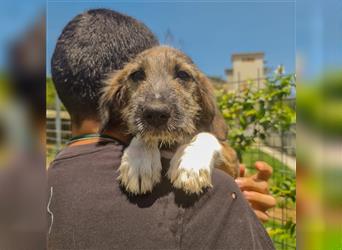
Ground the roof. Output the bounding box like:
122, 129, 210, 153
231, 52, 264, 60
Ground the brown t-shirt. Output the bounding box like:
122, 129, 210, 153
48, 140, 274, 250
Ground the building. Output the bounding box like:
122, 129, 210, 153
225, 52, 268, 90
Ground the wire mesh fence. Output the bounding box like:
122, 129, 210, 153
214, 75, 296, 249
47, 75, 296, 249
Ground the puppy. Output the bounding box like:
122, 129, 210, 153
99, 46, 239, 195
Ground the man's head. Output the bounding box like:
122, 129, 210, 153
51, 9, 158, 125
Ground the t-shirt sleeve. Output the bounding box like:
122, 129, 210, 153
180, 169, 275, 250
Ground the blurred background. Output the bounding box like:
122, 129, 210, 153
0, 0, 46, 249
297, 0, 342, 249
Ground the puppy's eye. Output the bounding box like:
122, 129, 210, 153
176, 70, 191, 81
130, 69, 145, 82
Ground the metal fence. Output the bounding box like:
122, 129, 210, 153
216, 76, 296, 249
47, 77, 296, 250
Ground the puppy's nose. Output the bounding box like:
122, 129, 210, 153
143, 107, 170, 127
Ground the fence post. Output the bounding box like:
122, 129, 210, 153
55, 95, 62, 151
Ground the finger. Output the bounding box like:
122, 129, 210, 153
253, 209, 269, 223
239, 164, 246, 177
243, 191, 276, 209
254, 161, 273, 181
235, 177, 269, 194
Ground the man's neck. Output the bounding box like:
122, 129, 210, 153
70, 119, 131, 146
71, 119, 100, 136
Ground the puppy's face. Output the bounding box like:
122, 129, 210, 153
100, 46, 216, 146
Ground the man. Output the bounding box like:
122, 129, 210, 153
49, 8, 275, 249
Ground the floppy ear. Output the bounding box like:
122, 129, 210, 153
98, 71, 129, 133
195, 72, 228, 141
211, 111, 228, 141
195, 72, 217, 128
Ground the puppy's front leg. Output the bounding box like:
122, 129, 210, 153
167, 133, 220, 194
118, 136, 162, 194
168, 132, 239, 194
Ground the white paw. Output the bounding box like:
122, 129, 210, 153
168, 133, 222, 194
118, 136, 162, 194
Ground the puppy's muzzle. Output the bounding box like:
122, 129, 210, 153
142, 105, 171, 128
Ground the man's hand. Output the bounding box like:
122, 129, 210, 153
235, 161, 276, 222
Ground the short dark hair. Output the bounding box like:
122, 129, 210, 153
51, 9, 158, 123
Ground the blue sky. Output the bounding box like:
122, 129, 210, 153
46, 1, 295, 78
296, 0, 342, 78
3, 1, 341, 79
0, 0, 44, 68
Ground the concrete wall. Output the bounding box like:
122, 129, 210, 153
226, 53, 265, 90
231, 54, 264, 82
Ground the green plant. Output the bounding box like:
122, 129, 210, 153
270, 176, 296, 247
297, 71, 342, 137
267, 219, 296, 248
217, 73, 296, 159
46, 77, 66, 110
216, 72, 296, 249
271, 175, 296, 203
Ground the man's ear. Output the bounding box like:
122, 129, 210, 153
98, 72, 128, 133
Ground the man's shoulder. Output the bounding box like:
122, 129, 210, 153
211, 168, 240, 194
49, 142, 123, 165
47, 141, 123, 183
182, 168, 242, 217
182, 168, 275, 250
205, 169, 252, 220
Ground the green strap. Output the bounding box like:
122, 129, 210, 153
67, 133, 120, 145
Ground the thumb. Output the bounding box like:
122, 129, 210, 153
255, 161, 273, 181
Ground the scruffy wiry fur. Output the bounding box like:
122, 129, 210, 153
99, 46, 239, 194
